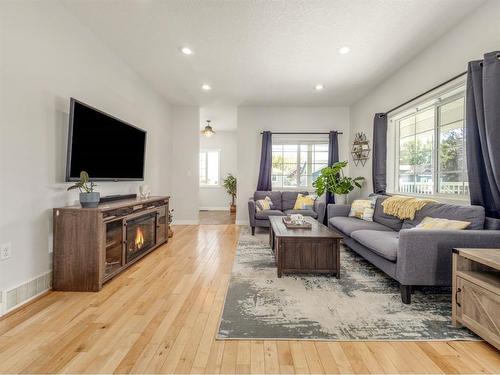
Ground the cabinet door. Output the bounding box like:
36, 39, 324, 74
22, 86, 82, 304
104, 219, 125, 277
156, 206, 168, 244
460, 277, 500, 349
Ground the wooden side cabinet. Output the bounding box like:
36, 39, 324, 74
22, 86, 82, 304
53, 196, 169, 292
452, 248, 500, 350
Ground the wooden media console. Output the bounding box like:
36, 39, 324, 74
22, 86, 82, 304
53, 196, 170, 292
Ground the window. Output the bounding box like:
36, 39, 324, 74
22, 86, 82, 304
393, 84, 468, 197
199, 150, 219, 186
272, 142, 328, 189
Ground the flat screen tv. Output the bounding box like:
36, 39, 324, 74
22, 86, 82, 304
66, 98, 146, 181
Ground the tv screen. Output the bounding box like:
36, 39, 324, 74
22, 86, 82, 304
66, 98, 146, 181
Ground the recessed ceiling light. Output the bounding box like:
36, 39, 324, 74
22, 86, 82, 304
180, 46, 193, 55
314, 84, 324, 91
338, 46, 350, 55
202, 84, 212, 91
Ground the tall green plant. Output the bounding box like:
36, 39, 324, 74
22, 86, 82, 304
222, 174, 237, 205
67, 171, 97, 193
313, 161, 364, 196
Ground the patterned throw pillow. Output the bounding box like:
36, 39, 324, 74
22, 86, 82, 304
255, 196, 273, 211
349, 198, 376, 222
415, 216, 470, 230
293, 194, 316, 210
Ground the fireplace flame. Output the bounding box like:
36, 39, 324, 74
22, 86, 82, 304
135, 227, 145, 249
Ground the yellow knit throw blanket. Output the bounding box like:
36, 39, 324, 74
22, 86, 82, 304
381, 195, 436, 220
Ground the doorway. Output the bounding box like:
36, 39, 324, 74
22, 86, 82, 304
198, 106, 237, 224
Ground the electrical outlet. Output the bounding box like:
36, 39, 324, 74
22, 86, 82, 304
0, 243, 12, 261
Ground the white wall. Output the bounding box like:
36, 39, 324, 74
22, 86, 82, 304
236, 107, 350, 224
170, 106, 200, 224
0, 2, 172, 293
199, 131, 237, 210
350, 0, 500, 198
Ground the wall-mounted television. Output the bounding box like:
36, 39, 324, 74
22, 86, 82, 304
66, 98, 147, 181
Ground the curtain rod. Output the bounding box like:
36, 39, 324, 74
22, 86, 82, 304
259, 131, 343, 135
383, 71, 467, 116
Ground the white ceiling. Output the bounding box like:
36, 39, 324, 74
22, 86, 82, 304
200, 105, 237, 131
62, 0, 484, 107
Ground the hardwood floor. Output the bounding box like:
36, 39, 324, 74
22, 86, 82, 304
0, 225, 499, 374
199, 210, 236, 225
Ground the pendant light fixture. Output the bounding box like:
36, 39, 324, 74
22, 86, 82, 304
201, 120, 216, 138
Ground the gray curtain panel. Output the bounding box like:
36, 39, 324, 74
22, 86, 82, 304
256, 131, 273, 191
466, 51, 500, 218
326, 131, 339, 206
372, 113, 388, 194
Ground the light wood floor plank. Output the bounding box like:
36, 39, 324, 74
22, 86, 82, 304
250, 341, 265, 374
0, 224, 497, 374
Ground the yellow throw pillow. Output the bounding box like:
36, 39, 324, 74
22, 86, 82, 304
293, 194, 316, 210
415, 216, 470, 230
349, 198, 375, 222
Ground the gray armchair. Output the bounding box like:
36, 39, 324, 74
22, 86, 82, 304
248, 191, 326, 235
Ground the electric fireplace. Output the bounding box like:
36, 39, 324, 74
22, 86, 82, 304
126, 213, 157, 262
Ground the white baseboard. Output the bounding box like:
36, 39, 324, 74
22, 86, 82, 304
172, 219, 200, 225
235, 219, 249, 225
199, 206, 230, 211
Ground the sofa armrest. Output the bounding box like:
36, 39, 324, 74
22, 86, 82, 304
314, 200, 326, 223
248, 198, 256, 227
327, 204, 351, 221
397, 229, 500, 286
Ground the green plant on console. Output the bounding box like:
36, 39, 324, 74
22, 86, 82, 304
67, 171, 97, 193
313, 161, 364, 195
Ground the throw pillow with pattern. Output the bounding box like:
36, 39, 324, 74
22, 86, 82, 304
293, 194, 316, 210
348, 198, 376, 222
255, 196, 273, 211
415, 216, 470, 230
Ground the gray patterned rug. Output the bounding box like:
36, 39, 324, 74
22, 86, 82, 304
217, 227, 477, 341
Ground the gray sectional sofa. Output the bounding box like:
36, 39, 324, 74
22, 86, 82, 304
248, 191, 326, 235
328, 196, 500, 303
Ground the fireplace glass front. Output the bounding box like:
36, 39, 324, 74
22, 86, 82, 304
126, 213, 156, 262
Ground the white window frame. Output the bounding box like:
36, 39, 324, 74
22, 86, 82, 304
199, 149, 220, 187
388, 81, 469, 202
271, 138, 329, 191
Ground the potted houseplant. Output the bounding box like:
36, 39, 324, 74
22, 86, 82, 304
67, 171, 100, 208
313, 161, 364, 205
222, 173, 237, 213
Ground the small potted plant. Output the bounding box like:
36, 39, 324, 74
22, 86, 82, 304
67, 171, 100, 208
222, 173, 237, 213
313, 161, 364, 205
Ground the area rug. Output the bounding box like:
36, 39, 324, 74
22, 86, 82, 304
217, 227, 477, 341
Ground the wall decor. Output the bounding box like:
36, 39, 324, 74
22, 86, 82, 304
351, 132, 371, 167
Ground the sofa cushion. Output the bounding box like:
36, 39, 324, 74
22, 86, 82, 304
284, 209, 318, 219
329, 216, 394, 236
282, 191, 308, 210
373, 196, 404, 231
402, 203, 485, 230
254, 191, 282, 211
350, 230, 399, 262
255, 209, 286, 220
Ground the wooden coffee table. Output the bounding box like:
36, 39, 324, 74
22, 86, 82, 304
268, 216, 343, 278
